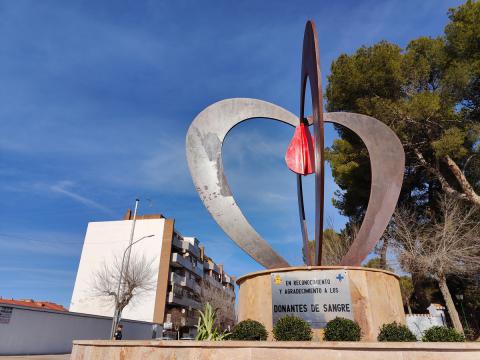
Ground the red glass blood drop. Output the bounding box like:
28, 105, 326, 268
285, 123, 315, 175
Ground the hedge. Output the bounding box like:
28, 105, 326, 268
273, 315, 312, 341
229, 319, 268, 341
324, 317, 361, 341
422, 326, 465, 342
377, 322, 416, 342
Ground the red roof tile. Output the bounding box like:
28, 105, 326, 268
0, 298, 68, 311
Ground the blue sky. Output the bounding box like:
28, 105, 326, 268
0, 0, 463, 307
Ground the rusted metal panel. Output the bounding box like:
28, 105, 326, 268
299, 20, 325, 266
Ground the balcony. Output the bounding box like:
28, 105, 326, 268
204, 274, 223, 289
190, 280, 202, 295
204, 260, 219, 274
164, 313, 198, 328
167, 291, 202, 310
170, 272, 186, 286
170, 272, 202, 294
172, 237, 200, 258
222, 273, 235, 286
171, 253, 204, 278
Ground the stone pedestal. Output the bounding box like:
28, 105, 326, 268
237, 266, 405, 341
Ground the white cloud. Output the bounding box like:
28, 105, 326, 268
49, 181, 114, 215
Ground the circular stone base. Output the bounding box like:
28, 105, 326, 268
236, 266, 405, 341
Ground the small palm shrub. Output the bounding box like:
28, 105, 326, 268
273, 315, 312, 341
195, 303, 229, 340
229, 319, 268, 340
422, 326, 465, 342
377, 322, 416, 342
324, 317, 361, 341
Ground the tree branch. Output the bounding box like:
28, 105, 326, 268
413, 149, 469, 202
442, 155, 480, 206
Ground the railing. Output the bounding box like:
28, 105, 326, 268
171, 253, 204, 278
204, 261, 219, 273
167, 292, 202, 310
187, 278, 202, 294
170, 272, 186, 287
169, 272, 202, 294
204, 275, 223, 289
171, 252, 190, 269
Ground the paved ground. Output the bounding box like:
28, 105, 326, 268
0, 355, 70, 360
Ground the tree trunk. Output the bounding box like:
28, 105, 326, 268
442, 155, 480, 206
437, 275, 464, 334
110, 307, 120, 339
379, 237, 388, 269
407, 303, 413, 315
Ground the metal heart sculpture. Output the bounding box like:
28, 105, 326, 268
185, 21, 404, 269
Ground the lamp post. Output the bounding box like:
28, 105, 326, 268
110, 233, 154, 338
455, 293, 469, 331
109, 198, 152, 338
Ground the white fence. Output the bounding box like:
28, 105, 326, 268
0, 305, 159, 355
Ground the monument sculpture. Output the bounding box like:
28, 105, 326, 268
186, 21, 406, 340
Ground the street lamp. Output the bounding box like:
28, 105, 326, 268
110, 233, 155, 338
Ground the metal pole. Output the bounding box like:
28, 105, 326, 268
460, 300, 469, 331
110, 199, 140, 339
123, 199, 140, 282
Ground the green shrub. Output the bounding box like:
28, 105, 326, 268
422, 326, 465, 342
377, 322, 416, 342
324, 317, 361, 341
273, 315, 312, 341
463, 328, 477, 342
229, 319, 268, 341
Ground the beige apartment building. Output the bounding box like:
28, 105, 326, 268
70, 211, 235, 338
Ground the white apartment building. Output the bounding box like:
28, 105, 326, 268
70, 211, 235, 338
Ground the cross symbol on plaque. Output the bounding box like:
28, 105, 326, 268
336, 273, 345, 282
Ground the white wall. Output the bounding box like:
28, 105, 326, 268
406, 314, 446, 340
0, 305, 156, 355
70, 218, 165, 322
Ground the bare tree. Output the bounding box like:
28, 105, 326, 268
92, 252, 156, 334
168, 307, 185, 340
391, 196, 480, 333
302, 220, 356, 266
200, 278, 235, 331
323, 220, 357, 265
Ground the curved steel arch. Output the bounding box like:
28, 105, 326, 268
323, 112, 404, 266
186, 98, 296, 269
186, 98, 404, 269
